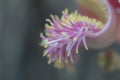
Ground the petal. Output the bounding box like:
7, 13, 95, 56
117, 14, 120, 43
81, 1, 118, 49
108, 0, 120, 8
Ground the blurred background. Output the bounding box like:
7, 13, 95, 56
1, 0, 120, 80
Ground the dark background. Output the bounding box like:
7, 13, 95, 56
1, 0, 120, 80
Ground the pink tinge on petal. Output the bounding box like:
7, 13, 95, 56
108, 0, 120, 44
86, 1, 118, 49
108, 0, 120, 8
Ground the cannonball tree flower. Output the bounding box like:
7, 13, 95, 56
40, 0, 120, 68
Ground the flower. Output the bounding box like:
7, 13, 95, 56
40, 0, 120, 68
77, 0, 120, 48
40, 9, 104, 68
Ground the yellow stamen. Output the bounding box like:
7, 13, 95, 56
76, 49, 78, 54
85, 46, 88, 50
73, 37, 77, 41
45, 24, 54, 30
43, 50, 48, 56
44, 44, 48, 48
48, 59, 52, 64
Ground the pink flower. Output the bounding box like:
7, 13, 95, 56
77, 0, 120, 48
40, 0, 120, 68
40, 9, 104, 68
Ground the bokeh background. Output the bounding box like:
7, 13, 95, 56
1, 0, 120, 80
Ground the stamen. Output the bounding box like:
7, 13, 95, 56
40, 9, 104, 68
